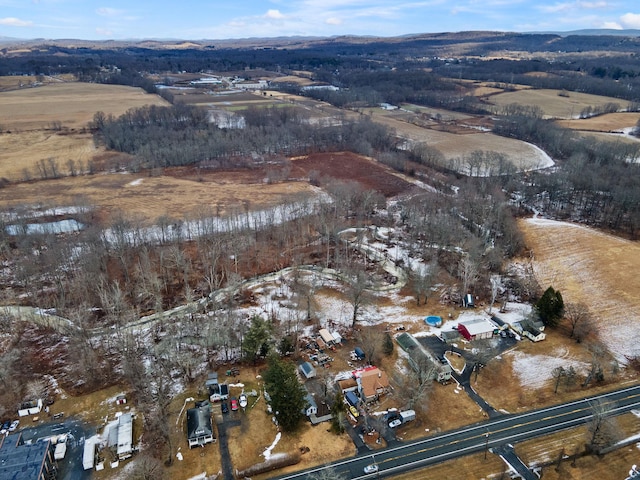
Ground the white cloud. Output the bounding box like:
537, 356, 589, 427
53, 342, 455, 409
0, 17, 33, 27
96, 7, 123, 17
95, 27, 113, 36
600, 21, 622, 29
264, 9, 285, 20
620, 12, 640, 28
325, 17, 343, 25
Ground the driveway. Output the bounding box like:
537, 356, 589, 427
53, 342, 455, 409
18, 417, 94, 480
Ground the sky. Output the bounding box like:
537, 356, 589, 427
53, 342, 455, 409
1, 0, 640, 40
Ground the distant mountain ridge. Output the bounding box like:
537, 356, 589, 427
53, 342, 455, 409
1, 29, 639, 51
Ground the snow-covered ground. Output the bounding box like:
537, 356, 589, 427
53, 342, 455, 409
507, 349, 590, 389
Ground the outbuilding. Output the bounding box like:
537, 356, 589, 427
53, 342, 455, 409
318, 328, 336, 346
457, 318, 495, 341
299, 361, 317, 379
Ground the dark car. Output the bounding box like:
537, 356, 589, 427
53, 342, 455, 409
230, 397, 239, 411
221, 401, 229, 414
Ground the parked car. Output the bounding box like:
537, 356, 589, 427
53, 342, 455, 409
8, 420, 19, 432
230, 397, 239, 411
364, 464, 379, 474
221, 402, 229, 414
239, 394, 248, 409
0, 421, 9, 434
388, 419, 402, 428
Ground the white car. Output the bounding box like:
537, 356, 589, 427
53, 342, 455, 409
388, 419, 402, 428
364, 464, 379, 474
239, 394, 248, 409
8, 420, 19, 432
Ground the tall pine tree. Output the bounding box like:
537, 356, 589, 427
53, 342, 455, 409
263, 355, 308, 432
536, 286, 564, 327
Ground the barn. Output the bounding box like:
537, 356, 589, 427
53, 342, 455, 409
457, 318, 496, 341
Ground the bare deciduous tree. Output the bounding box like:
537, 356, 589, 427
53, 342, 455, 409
587, 399, 620, 454
564, 302, 593, 342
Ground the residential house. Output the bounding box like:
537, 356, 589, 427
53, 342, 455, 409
395, 332, 452, 383
109, 412, 134, 460
302, 392, 318, 417
358, 368, 391, 403
186, 405, 215, 448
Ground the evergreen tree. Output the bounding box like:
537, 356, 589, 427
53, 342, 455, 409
535, 286, 564, 327
263, 355, 307, 432
242, 316, 272, 364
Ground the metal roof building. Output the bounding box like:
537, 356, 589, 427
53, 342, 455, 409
0, 434, 56, 480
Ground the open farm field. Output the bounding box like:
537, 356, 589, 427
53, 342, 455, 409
556, 112, 640, 132
400, 104, 476, 121
367, 110, 553, 172
576, 131, 640, 145
0, 169, 320, 226
175, 90, 281, 109
0, 151, 409, 225
0, 131, 100, 181
0, 82, 169, 130
518, 217, 640, 362
270, 75, 314, 86
487, 88, 629, 119
0, 74, 75, 91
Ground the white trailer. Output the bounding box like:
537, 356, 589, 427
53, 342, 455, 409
399, 410, 416, 423
83, 438, 95, 470
54, 441, 67, 460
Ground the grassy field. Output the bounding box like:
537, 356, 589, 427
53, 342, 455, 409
488, 88, 629, 119
0, 82, 169, 130
365, 108, 553, 172
0, 169, 319, 226
518, 217, 640, 363
0, 131, 99, 181
556, 112, 640, 131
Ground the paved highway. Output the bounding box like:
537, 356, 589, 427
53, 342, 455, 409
275, 383, 640, 479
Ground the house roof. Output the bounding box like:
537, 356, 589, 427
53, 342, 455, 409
187, 406, 213, 440
0, 435, 52, 480
304, 392, 317, 410
359, 368, 390, 399
441, 330, 461, 340
299, 362, 316, 377
338, 378, 358, 391
459, 318, 495, 336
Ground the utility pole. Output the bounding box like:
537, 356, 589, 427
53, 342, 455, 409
484, 429, 490, 460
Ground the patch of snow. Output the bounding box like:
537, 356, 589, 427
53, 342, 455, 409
229, 383, 244, 388
507, 350, 590, 389
262, 431, 282, 460
126, 179, 144, 187
176, 452, 183, 461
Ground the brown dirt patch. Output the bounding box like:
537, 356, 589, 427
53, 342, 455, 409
290, 151, 415, 197
0, 82, 169, 130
